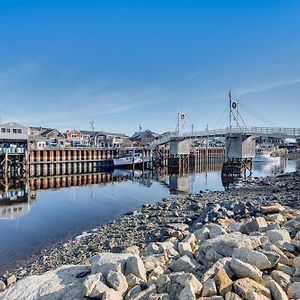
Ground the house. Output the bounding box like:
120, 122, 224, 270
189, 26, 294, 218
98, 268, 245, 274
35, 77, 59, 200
99, 132, 130, 148
29, 126, 47, 136
40, 128, 66, 147
28, 135, 47, 150
66, 129, 82, 146
0, 122, 29, 149
131, 130, 158, 146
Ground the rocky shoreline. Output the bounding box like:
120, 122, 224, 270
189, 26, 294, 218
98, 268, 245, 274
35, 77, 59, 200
0, 171, 299, 299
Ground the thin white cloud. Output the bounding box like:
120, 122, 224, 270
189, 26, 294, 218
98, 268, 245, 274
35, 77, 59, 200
235, 77, 300, 96
0, 61, 41, 84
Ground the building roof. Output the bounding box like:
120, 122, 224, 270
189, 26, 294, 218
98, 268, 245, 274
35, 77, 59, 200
131, 130, 157, 140
0, 122, 28, 130
102, 132, 129, 138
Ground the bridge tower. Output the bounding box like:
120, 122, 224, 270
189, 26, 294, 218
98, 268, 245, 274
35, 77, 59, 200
222, 91, 256, 180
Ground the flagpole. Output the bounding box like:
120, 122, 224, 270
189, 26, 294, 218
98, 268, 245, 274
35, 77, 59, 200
229, 90, 232, 132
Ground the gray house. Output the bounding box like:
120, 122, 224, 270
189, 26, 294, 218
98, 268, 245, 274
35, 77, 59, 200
0, 122, 29, 149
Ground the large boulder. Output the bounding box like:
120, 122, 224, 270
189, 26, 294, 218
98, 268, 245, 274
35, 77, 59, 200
232, 248, 272, 270
233, 278, 271, 300
200, 232, 263, 257
230, 258, 262, 282
0, 265, 90, 300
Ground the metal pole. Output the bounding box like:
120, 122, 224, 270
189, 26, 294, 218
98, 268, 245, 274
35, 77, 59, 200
229, 90, 232, 132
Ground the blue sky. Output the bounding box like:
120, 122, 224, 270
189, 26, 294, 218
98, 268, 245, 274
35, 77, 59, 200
0, 0, 299, 134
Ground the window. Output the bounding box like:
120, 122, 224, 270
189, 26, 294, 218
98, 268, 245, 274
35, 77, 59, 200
6, 129, 11, 133
1, 128, 5, 133
13, 129, 17, 133
17, 129, 22, 133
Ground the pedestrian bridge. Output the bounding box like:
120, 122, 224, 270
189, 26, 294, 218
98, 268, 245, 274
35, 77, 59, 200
153, 126, 300, 146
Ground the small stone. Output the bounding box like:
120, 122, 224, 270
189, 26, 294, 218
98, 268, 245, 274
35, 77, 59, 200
126, 274, 144, 289
6, 275, 16, 286
287, 282, 300, 299
293, 255, 300, 268
261, 203, 285, 214
179, 283, 196, 300
125, 285, 142, 300
225, 292, 242, 300
0, 280, 6, 292
201, 278, 217, 297
215, 267, 233, 296
130, 284, 157, 300
148, 294, 171, 300
240, 217, 268, 234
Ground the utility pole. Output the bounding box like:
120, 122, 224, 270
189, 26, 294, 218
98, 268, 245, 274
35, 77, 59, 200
228, 90, 232, 132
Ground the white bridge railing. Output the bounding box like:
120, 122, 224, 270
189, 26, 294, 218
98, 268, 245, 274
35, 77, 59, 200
153, 126, 300, 146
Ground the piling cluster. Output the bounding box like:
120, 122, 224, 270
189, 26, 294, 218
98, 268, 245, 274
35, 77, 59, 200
0, 172, 299, 300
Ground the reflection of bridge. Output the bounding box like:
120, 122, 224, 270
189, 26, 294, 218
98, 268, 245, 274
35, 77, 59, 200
154, 126, 300, 145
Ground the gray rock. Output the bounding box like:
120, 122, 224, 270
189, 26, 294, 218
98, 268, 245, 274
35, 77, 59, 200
144, 254, 168, 272
125, 285, 142, 300
169, 255, 199, 274
84, 273, 121, 299
179, 283, 196, 300
233, 278, 271, 300
232, 247, 272, 270
126, 274, 144, 289
202, 278, 217, 297
0, 265, 90, 300
91, 252, 133, 275
148, 294, 171, 300
265, 279, 288, 300
175, 273, 203, 295
156, 274, 171, 294
6, 275, 16, 287
225, 292, 242, 300
130, 284, 157, 300
271, 270, 291, 292
125, 255, 147, 281
265, 229, 291, 247
240, 217, 268, 234
207, 223, 226, 238
178, 241, 193, 257
200, 232, 263, 257
230, 258, 262, 282
0, 281, 6, 292
287, 282, 300, 299
106, 271, 128, 295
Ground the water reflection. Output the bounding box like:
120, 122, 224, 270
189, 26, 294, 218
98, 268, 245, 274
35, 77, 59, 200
0, 179, 36, 220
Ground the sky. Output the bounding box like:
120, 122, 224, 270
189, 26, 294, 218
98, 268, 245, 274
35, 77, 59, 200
0, 0, 299, 134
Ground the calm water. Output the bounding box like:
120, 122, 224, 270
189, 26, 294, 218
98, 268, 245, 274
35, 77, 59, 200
0, 157, 299, 274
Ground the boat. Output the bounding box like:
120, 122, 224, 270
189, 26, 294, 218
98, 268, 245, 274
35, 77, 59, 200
113, 153, 153, 167
253, 149, 280, 162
